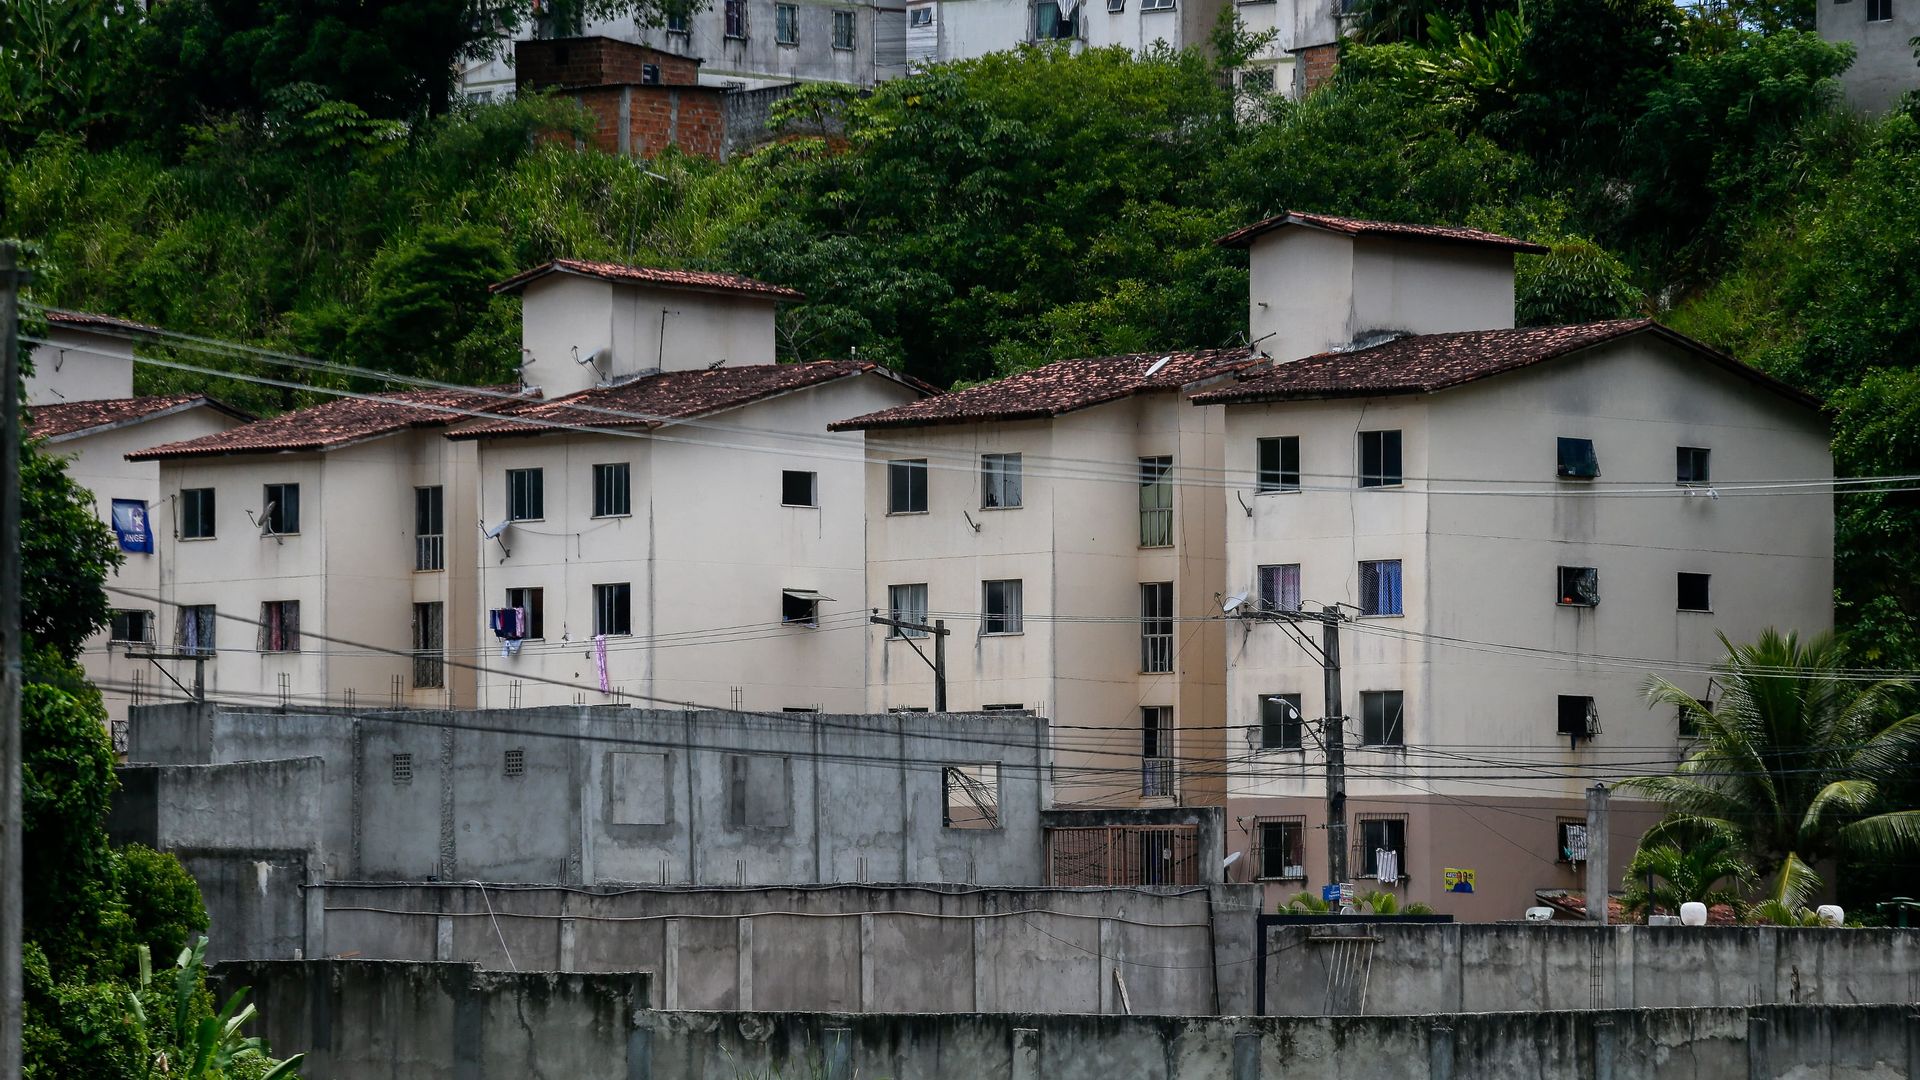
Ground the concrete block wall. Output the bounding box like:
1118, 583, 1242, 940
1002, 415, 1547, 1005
517, 36, 702, 89
1262, 922, 1920, 1016
216, 959, 1920, 1080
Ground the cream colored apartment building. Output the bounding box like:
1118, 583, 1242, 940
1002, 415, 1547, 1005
832, 351, 1259, 809
25, 312, 249, 726
447, 260, 929, 712
1190, 213, 1833, 917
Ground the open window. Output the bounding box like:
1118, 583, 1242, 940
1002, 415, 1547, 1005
1557, 694, 1598, 744
1360, 690, 1403, 746
1355, 816, 1407, 881
943, 764, 1000, 829
110, 609, 154, 645
257, 601, 300, 652
1260, 693, 1302, 750
982, 579, 1023, 634
1557, 566, 1599, 607
782, 469, 817, 507
1678, 572, 1711, 612
262, 483, 300, 534
781, 588, 829, 626
1255, 816, 1306, 880
1676, 446, 1710, 486
505, 587, 545, 639
1557, 819, 1589, 863
1556, 438, 1599, 479
593, 583, 632, 636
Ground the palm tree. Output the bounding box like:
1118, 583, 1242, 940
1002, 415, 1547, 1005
1621, 629, 1920, 906
1620, 822, 1757, 916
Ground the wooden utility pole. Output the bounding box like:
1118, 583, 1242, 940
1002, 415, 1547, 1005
868, 612, 949, 711
2, 241, 34, 1080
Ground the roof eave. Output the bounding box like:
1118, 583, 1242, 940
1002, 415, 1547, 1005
490, 262, 804, 301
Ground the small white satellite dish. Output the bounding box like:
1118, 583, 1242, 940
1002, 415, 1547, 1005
1222, 591, 1249, 613
483, 520, 512, 540
1144, 355, 1172, 378
254, 501, 278, 535
1223, 851, 1243, 869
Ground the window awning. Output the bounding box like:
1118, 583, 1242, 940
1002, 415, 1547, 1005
782, 589, 835, 603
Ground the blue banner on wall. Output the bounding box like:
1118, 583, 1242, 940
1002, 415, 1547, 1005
111, 499, 153, 554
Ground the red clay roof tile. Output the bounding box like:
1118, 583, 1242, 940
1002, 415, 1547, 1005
830, 348, 1265, 431
43, 309, 166, 336
1215, 211, 1549, 253
127, 386, 530, 460
28, 395, 249, 442
491, 259, 805, 300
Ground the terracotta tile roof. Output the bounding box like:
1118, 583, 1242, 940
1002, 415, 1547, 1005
829, 348, 1265, 431
1188, 321, 1821, 408
448, 361, 922, 439
42, 308, 166, 336
27, 394, 250, 443
127, 386, 530, 461
1215, 211, 1549, 254
491, 258, 805, 300
1535, 890, 1740, 925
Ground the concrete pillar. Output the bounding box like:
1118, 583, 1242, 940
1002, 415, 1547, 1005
1746, 1013, 1770, 1080
627, 1024, 653, 1080
1593, 1019, 1616, 1080
1011, 1028, 1040, 1080
1613, 927, 1635, 1010
663, 918, 682, 1010
618, 87, 633, 156
558, 917, 577, 973
1098, 919, 1117, 1014
436, 916, 455, 962
972, 918, 989, 1011
1585, 785, 1609, 925
737, 917, 754, 1011
824, 1027, 851, 1080
859, 914, 876, 1011
1233, 1032, 1261, 1080
1905, 1010, 1920, 1080
303, 871, 326, 960
1428, 1024, 1454, 1080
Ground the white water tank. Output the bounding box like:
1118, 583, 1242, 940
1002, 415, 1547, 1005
1817, 904, 1845, 926
1680, 902, 1708, 926
1524, 906, 1554, 922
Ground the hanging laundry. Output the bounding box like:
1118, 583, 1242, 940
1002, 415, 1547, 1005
501, 637, 523, 659
1375, 848, 1399, 885
594, 634, 610, 693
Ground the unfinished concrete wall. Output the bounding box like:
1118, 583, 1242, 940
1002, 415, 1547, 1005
1263, 921, 1920, 1016
126, 704, 1052, 887
216, 959, 1920, 1079
311, 882, 1258, 1015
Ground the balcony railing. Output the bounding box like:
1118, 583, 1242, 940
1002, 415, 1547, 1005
1141, 757, 1174, 799
1141, 633, 1173, 673
1139, 508, 1172, 548
415, 534, 444, 572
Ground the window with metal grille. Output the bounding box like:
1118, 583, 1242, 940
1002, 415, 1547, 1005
1557, 819, 1589, 863
257, 601, 300, 652
179, 488, 216, 539
1258, 564, 1300, 613
412, 602, 444, 688
504, 748, 526, 778
1557, 437, 1599, 479
1257, 436, 1300, 493
666, 10, 689, 32
1358, 560, 1402, 616
1356, 816, 1407, 879
1140, 582, 1173, 673
725, 0, 748, 36
1255, 816, 1307, 879
110, 609, 153, 644
1678, 572, 1711, 612
1558, 695, 1597, 740
888, 583, 928, 637
507, 468, 543, 520
506, 587, 545, 638
1261, 694, 1302, 750
887, 459, 927, 514
391, 753, 413, 784
593, 463, 631, 517
776, 2, 798, 41
982, 579, 1023, 634
263, 483, 300, 534
782, 470, 817, 507
593, 583, 632, 636
414, 486, 444, 571
1676, 446, 1711, 485
981, 453, 1022, 509
1139, 456, 1173, 547
832, 9, 855, 47
1359, 430, 1401, 487
1360, 690, 1403, 746
942, 764, 1000, 828
176, 605, 216, 655
1868, 0, 1891, 20
981, 703, 1026, 711
1141, 706, 1174, 796
1558, 566, 1599, 607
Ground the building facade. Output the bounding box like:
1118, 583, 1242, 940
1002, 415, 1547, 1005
1191, 214, 1833, 917
832, 351, 1256, 809
1818, 0, 1919, 113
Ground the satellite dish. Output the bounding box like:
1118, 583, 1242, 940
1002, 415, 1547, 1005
254, 501, 278, 535
483, 520, 512, 540
1223, 851, 1244, 869
1222, 591, 1250, 613
1144, 355, 1172, 378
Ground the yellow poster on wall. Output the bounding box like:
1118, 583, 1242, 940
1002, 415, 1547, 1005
1443, 867, 1476, 894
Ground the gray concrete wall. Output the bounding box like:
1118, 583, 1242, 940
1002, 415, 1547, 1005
1819, 0, 1920, 113
216, 959, 1920, 1079
108, 758, 328, 963
1263, 921, 1920, 1016
128, 704, 1053, 888
311, 882, 1259, 1015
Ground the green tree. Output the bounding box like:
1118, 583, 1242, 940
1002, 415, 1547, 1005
20, 438, 122, 659
1621, 822, 1758, 915
1621, 630, 1920, 904
1515, 236, 1641, 325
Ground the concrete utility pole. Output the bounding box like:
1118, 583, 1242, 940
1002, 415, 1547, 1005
868, 612, 948, 711
1322, 612, 1348, 887
1586, 783, 1610, 926
2, 241, 33, 1080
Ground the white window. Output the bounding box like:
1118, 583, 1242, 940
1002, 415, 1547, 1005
776, 3, 799, 43
1868, 0, 1891, 20
1141, 706, 1174, 797
593, 463, 631, 517
1107, 0, 1124, 11
725, 0, 748, 36
1139, 456, 1173, 547
833, 8, 856, 47
666, 10, 690, 33
1140, 582, 1173, 673
1256, 817, 1306, 879
1142, 0, 1174, 11
110, 610, 154, 644
909, 5, 934, 25
982, 579, 1023, 635
415, 486, 444, 571
1676, 446, 1710, 485
888, 459, 928, 513
888, 583, 928, 636
594, 583, 632, 636
981, 452, 1022, 509
1257, 436, 1299, 493
507, 468, 543, 520
1261, 694, 1302, 750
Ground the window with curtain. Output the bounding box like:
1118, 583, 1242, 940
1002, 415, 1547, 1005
1258, 564, 1301, 613
1358, 559, 1402, 616
177, 605, 216, 655
981, 453, 1023, 509
888, 583, 928, 636
1139, 456, 1173, 547
257, 601, 300, 652
1140, 582, 1173, 673
982, 579, 1024, 634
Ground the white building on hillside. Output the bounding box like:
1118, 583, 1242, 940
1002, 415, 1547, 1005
25, 311, 250, 727
445, 260, 931, 712
1190, 212, 1833, 917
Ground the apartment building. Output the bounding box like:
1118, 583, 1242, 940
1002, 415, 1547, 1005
1818, 0, 1918, 112
125, 387, 512, 711
24, 311, 250, 726
905, 0, 1225, 64
446, 259, 930, 712
831, 350, 1261, 809
1190, 212, 1833, 916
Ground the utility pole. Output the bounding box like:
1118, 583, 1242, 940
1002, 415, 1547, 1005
868, 612, 949, 711
1322, 611, 1348, 889
2, 240, 34, 1080
1585, 783, 1610, 926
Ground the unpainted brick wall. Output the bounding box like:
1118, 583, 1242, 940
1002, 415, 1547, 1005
516, 37, 700, 90
1297, 43, 1340, 94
